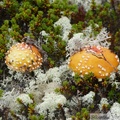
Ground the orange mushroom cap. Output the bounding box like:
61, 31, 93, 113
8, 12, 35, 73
5, 42, 43, 72
68, 46, 119, 78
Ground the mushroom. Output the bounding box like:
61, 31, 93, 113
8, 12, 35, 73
5, 42, 43, 72
68, 46, 119, 78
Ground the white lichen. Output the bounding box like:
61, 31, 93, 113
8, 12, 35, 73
46, 67, 61, 83
49, 0, 56, 4
109, 72, 116, 81
99, 98, 109, 111
109, 72, 120, 89
34, 69, 48, 84
6, 37, 17, 49
107, 102, 120, 120
66, 26, 111, 56
35, 92, 67, 118
76, 0, 102, 11
0, 88, 19, 111
16, 93, 33, 106
23, 65, 69, 104
0, 1, 4, 5
34, 64, 69, 84
82, 91, 95, 105
66, 33, 84, 56
24, 81, 61, 104
66, 118, 72, 120
54, 16, 72, 41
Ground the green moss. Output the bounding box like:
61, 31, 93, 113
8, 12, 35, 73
72, 108, 90, 120
0, 0, 77, 70
12, 94, 45, 120
0, 89, 3, 98
108, 84, 120, 103
29, 115, 44, 120
71, 0, 120, 54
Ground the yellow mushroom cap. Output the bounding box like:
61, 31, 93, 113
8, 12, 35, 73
5, 42, 43, 72
68, 46, 119, 78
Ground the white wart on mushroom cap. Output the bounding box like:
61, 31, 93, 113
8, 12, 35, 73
68, 46, 119, 78
5, 42, 43, 72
